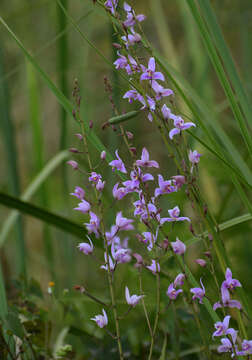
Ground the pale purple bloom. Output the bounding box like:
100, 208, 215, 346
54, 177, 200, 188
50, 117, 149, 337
166, 283, 183, 300
212, 316, 231, 337
169, 115, 196, 140
89, 172, 102, 184
78, 237, 94, 255
162, 104, 172, 119
133, 197, 147, 218
171, 238, 186, 255
109, 150, 127, 173
96, 179, 105, 191
91, 309, 108, 328
237, 340, 252, 355
70, 186, 85, 200
127, 55, 141, 74
142, 230, 158, 251
146, 260, 160, 274
101, 150, 106, 160
189, 150, 202, 164
125, 286, 144, 307
190, 278, 205, 304
133, 253, 143, 268
123, 2, 146, 28
112, 247, 131, 263
174, 273, 185, 287
213, 287, 242, 311
160, 206, 190, 225
195, 259, 207, 267
154, 174, 177, 197
104, 0, 118, 15
121, 28, 141, 48
85, 212, 100, 238
123, 89, 142, 104
74, 199, 91, 214
113, 183, 129, 200
135, 148, 159, 168
101, 253, 116, 272
74, 133, 83, 140
105, 225, 118, 244
217, 330, 237, 355
116, 212, 134, 231
152, 80, 173, 100
126, 131, 134, 139
67, 160, 78, 170
222, 268, 242, 292
113, 52, 128, 70
172, 175, 186, 189
140, 57, 165, 82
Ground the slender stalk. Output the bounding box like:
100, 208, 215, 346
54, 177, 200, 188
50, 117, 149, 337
148, 273, 160, 360
139, 270, 153, 337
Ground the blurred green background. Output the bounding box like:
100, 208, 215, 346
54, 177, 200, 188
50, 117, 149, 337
0, 0, 252, 358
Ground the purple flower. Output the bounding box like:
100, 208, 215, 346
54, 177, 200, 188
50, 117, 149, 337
70, 186, 85, 200
135, 148, 159, 168
133, 196, 147, 218
74, 133, 83, 140
89, 172, 102, 184
146, 260, 160, 274
162, 104, 172, 119
174, 273, 185, 287
113, 248, 131, 263
78, 237, 94, 255
101, 253, 116, 271
115, 212, 134, 231
67, 160, 78, 170
91, 309, 108, 328
123, 2, 146, 28
171, 238, 186, 255
121, 28, 141, 48
84, 212, 100, 238
113, 183, 129, 200
213, 287, 242, 311
151, 80, 173, 100
105, 225, 118, 244
190, 278, 205, 304
123, 89, 142, 104
126, 55, 141, 74
142, 230, 158, 251
125, 286, 144, 307
171, 175, 185, 189
74, 199, 91, 214
113, 52, 128, 70
169, 115, 196, 140
160, 206, 191, 225
212, 316, 231, 337
195, 259, 207, 267
217, 330, 237, 355
237, 340, 252, 355
154, 174, 177, 197
140, 57, 165, 82
104, 0, 118, 15
109, 150, 127, 173
96, 179, 105, 191
222, 268, 242, 292
189, 150, 202, 164
166, 283, 183, 300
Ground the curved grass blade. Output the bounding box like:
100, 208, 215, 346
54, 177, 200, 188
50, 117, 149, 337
109, 110, 140, 125
0, 150, 69, 247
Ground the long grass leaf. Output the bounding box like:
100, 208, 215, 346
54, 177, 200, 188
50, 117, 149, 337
0, 262, 8, 318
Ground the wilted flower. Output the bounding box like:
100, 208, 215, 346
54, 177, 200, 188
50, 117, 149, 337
104, 0, 118, 15
70, 186, 85, 200
123, 2, 146, 28
217, 330, 237, 355
174, 273, 185, 287
166, 283, 183, 300
78, 237, 94, 255
91, 309, 108, 328
115, 212, 134, 231
189, 150, 202, 164
101, 253, 116, 272
190, 278, 205, 304
195, 258, 207, 267
67, 160, 78, 170
74, 199, 91, 214
84, 212, 100, 238
109, 150, 127, 173
171, 237, 186, 255
113, 183, 129, 200
146, 260, 160, 274
161, 104, 172, 119
125, 286, 144, 307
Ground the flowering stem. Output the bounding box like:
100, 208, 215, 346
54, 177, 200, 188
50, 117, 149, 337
148, 273, 160, 360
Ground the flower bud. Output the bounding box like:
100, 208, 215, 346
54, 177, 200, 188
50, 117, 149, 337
67, 160, 78, 170
100, 150, 106, 160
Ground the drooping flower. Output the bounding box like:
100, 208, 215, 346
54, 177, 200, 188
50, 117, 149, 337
166, 283, 183, 300
115, 212, 134, 231
190, 278, 205, 304
113, 51, 128, 70
104, 0, 118, 15
146, 260, 160, 274
189, 150, 202, 164
84, 212, 100, 238
160, 206, 190, 225
74, 199, 91, 214
70, 186, 85, 200
67, 160, 78, 170
123, 89, 143, 104
140, 57, 165, 83
78, 237, 94, 255
217, 330, 237, 355
171, 175, 186, 189
195, 258, 207, 267
151, 80, 173, 100
91, 309, 108, 328
174, 273, 185, 287
135, 148, 159, 168
109, 150, 127, 173
169, 115, 196, 140
213, 287, 242, 311
171, 238, 186, 255
113, 183, 129, 200
161, 104, 172, 119
111, 243, 131, 263
125, 286, 144, 307
154, 174, 177, 197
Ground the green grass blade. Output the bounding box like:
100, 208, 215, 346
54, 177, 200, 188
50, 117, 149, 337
0, 45, 26, 278
0, 192, 87, 241
197, 0, 252, 130
0, 262, 8, 318
186, 0, 252, 158
0, 150, 69, 248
